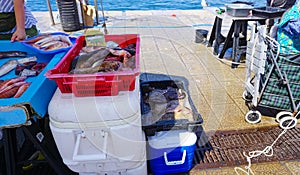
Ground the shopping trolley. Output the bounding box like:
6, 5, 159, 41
243, 25, 300, 129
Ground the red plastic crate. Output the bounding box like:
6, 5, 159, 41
45, 34, 140, 97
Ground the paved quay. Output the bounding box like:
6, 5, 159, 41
33, 9, 300, 175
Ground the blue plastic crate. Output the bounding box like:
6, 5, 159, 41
148, 130, 197, 175
21, 32, 76, 55
0, 40, 69, 128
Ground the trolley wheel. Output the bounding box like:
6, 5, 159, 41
245, 110, 261, 124
242, 91, 253, 102
279, 116, 297, 130
275, 111, 293, 123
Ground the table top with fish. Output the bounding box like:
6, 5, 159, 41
0, 40, 67, 128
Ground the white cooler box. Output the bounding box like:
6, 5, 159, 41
48, 80, 147, 174
147, 130, 197, 175
79, 160, 148, 175
49, 77, 141, 124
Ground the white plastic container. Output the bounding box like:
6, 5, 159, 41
79, 158, 148, 175
226, 3, 253, 17
48, 77, 140, 123
147, 130, 197, 175
48, 79, 146, 174
50, 120, 146, 173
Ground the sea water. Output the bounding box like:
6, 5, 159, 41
26, 0, 266, 12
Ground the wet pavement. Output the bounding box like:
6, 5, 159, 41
32, 8, 300, 175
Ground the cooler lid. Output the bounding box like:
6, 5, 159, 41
148, 130, 197, 149
48, 79, 140, 123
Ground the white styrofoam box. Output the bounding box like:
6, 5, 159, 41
79, 159, 147, 175
126, 160, 147, 175
48, 77, 140, 123
148, 130, 197, 175
50, 116, 146, 173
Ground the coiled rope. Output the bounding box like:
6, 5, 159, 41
234, 122, 293, 175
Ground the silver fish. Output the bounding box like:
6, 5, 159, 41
35, 35, 62, 45
0, 56, 37, 77
77, 48, 110, 69
36, 35, 72, 47
17, 56, 37, 64
0, 60, 18, 77
0, 51, 27, 59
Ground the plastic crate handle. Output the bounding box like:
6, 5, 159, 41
164, 150, 186, 166
73, 130, 108, 162
63, 80, 121, 85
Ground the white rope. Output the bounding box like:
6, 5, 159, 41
234, 29, 287, 175
234, 125, 290, 175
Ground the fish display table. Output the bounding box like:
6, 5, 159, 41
0, 40, 75, 175
0, 41, 62, 127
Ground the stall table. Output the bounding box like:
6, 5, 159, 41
0, 40, 76, 175
206, 7, 266, 68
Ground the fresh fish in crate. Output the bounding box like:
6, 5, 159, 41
164, 87, 186, 100
0, 76, 27, 91
0, 56, 37, 77
0, 85, 20, 98
31, 62, 47, 74
81, 46, 106, 53
0, 60, 18, 77
20, 69, 38, 77
24, 33, 51, 44
143, 86, 193, 123
25, 34, 73, 51
0, 51, 27, 59
106, 41, 119, 49
75, 48, 110, 69
43, 41, 70, 51
0, 76, 29, 98
13, 82, 30, 98
148, 89, 168, 103
123, 44, 136, 56
0, 80, 27, 98
69, 66, 100, 74
69, 61, 122, 74
17, 56, 37, 64
35, 35, 72, 46
109, 49, 131, 61
98, 61, 122, 72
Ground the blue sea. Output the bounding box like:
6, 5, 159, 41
26, 0, 266, 11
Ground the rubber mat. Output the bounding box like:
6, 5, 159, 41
193, 125, 300, 169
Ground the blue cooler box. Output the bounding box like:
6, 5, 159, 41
148, 130, 197, 175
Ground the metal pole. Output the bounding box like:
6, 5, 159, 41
46, 0, 55, 25
94, 0, 99, 25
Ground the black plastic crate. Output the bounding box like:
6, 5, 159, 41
140, 79, 203, 136
252, 6, 286, 18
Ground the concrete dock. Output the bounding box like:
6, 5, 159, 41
33, 8, 300, 175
